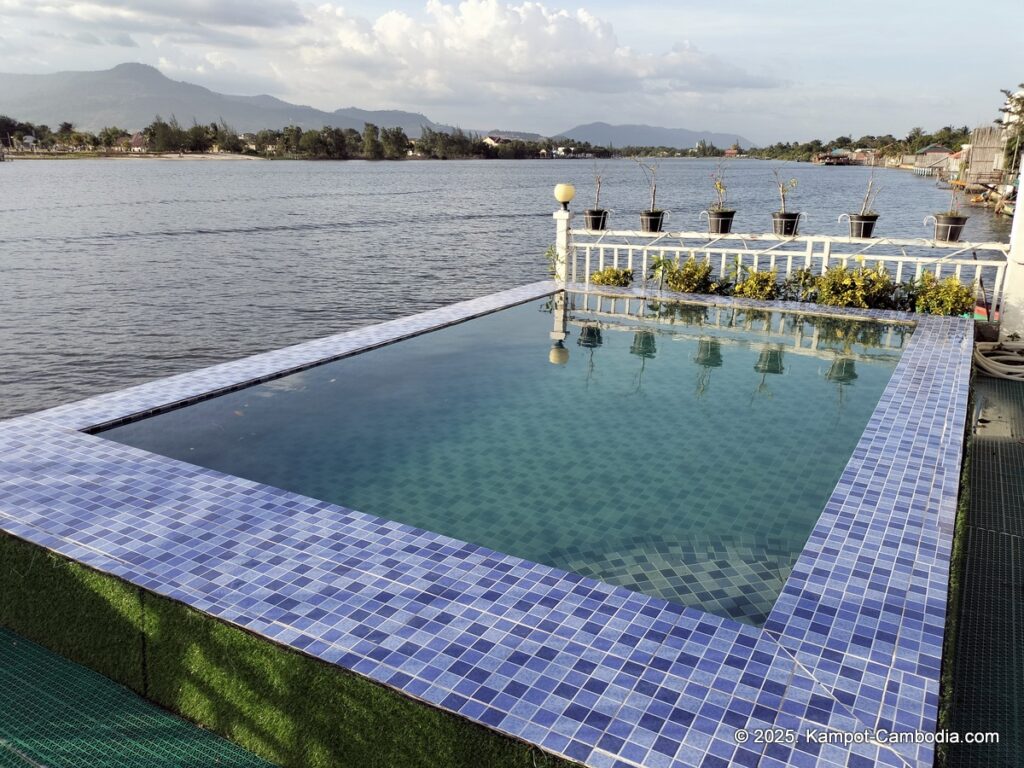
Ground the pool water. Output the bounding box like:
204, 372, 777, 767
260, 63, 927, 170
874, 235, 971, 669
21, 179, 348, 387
101, 293, 909, 625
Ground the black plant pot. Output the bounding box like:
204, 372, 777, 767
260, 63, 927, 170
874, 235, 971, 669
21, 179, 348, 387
848, 213, 878, 238
640, 210, 665, 233
934, 214, 968, 242
584, 209, 608, 230
708, 210, 736, 235
771, 212, 801, 236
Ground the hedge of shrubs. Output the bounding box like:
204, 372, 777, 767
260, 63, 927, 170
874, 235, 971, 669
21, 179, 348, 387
588, 258, 976, 316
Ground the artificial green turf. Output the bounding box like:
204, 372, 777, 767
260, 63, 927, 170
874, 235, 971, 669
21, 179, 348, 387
0, 533, 145, 692
0, 532, 580, 768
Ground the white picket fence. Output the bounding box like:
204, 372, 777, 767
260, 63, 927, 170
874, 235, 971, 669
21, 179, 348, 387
566, 228, 1011, 311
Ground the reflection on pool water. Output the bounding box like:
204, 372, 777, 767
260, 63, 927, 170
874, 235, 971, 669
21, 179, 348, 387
101, 293, 911, 625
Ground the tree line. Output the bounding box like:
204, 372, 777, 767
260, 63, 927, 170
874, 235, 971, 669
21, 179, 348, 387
748, 126, 973, 162
6, 108, 1016, 165
0, 113, 730, 160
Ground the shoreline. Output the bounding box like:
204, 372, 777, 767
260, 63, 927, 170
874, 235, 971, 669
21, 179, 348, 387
4, 152, 266, 161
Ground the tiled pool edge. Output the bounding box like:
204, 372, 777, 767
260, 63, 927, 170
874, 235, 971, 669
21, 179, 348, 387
0, 528, 581, 768
28, 281, 562, 433
0, 283, 971, 768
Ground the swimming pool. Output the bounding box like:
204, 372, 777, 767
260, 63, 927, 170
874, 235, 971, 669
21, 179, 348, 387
2, 280, 972, 768
100, 291, 910, 626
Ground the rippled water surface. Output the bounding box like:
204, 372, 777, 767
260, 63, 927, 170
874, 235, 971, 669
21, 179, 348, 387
0, 158, 1009, 418
103, 297, 906, 624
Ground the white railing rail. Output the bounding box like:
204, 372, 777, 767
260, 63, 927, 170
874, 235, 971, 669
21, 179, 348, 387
566, 228, 1010, 310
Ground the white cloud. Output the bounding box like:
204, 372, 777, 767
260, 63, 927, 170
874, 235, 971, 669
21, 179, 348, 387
61, 0, 306, 28
205, 0, 775, 133
282, 1, 773, 102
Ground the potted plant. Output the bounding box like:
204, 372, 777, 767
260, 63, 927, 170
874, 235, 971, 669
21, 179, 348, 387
847, 171, 880, 238
932, 186, 969, 242
635, 158, 665, 232
770, 169, 801, 236
584, 165, 608, 230
707, 163, 736, 234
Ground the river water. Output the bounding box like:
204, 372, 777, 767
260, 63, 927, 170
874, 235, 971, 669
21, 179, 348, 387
0, 157, 1010, 418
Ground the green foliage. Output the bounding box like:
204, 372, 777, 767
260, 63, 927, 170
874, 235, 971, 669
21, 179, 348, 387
999, 84, 1024, 173
361, 122, 384, 160
416, 126, 482, 159
380, 126, 410, 159
590, 266, 633, 287
913, 272, 975, 316
97, 125, 129, 148
543, 245, 558, 277
815, 265, 894, 309
748, 125, 971, 161
299, 129, 327, 156
145, 114, 185, 152
663, 258, 713, 294
733, 269, 779, 300
185, 121, 213, 152
648, 254, 676, 288
781, 268, 818, 302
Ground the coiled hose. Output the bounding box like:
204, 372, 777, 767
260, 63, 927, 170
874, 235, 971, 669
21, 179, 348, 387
974, 341, 1024, 380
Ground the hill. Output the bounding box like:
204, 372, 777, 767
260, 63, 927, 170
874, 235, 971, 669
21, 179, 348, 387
560, 122, 751, 150
0, 64, 754, 149
0, 63, 450, 136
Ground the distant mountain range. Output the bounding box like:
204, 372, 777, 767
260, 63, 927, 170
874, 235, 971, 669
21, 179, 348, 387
0, 63, 453, 137
559, 122, 751, 150
0, 63, 752, 148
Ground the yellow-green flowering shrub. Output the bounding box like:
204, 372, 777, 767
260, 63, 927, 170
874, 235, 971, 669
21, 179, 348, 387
733, 269, 779, 300
590, 266, 633, 287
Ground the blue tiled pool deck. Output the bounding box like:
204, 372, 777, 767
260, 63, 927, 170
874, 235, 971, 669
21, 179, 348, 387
0, 281, 972, 768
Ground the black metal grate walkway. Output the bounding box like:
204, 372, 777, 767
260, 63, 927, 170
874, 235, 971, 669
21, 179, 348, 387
948, 375, 1024, 768
0, 628, 273, 768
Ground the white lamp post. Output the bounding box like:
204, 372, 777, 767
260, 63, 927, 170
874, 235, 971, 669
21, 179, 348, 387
552, 184, 575, 282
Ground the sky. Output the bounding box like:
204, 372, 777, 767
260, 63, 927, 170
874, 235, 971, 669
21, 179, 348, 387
1, 0, 1021, 144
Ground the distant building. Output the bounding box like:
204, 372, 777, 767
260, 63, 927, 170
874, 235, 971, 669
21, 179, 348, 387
912, 144, 953, 173
812, 148, 853, 165
483, 135, 512, 147
850, 148, 879, 165
129, 132, 148, 153
723, 148, 740, 158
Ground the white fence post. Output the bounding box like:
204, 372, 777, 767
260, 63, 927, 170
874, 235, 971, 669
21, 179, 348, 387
553, 209, 571, 283
1000, 159, 1024, 339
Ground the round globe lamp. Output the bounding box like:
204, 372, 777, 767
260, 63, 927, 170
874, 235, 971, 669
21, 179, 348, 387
553, 183, 576, 210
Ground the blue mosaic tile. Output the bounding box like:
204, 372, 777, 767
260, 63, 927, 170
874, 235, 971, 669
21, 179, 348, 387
0, 281, 971, 767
